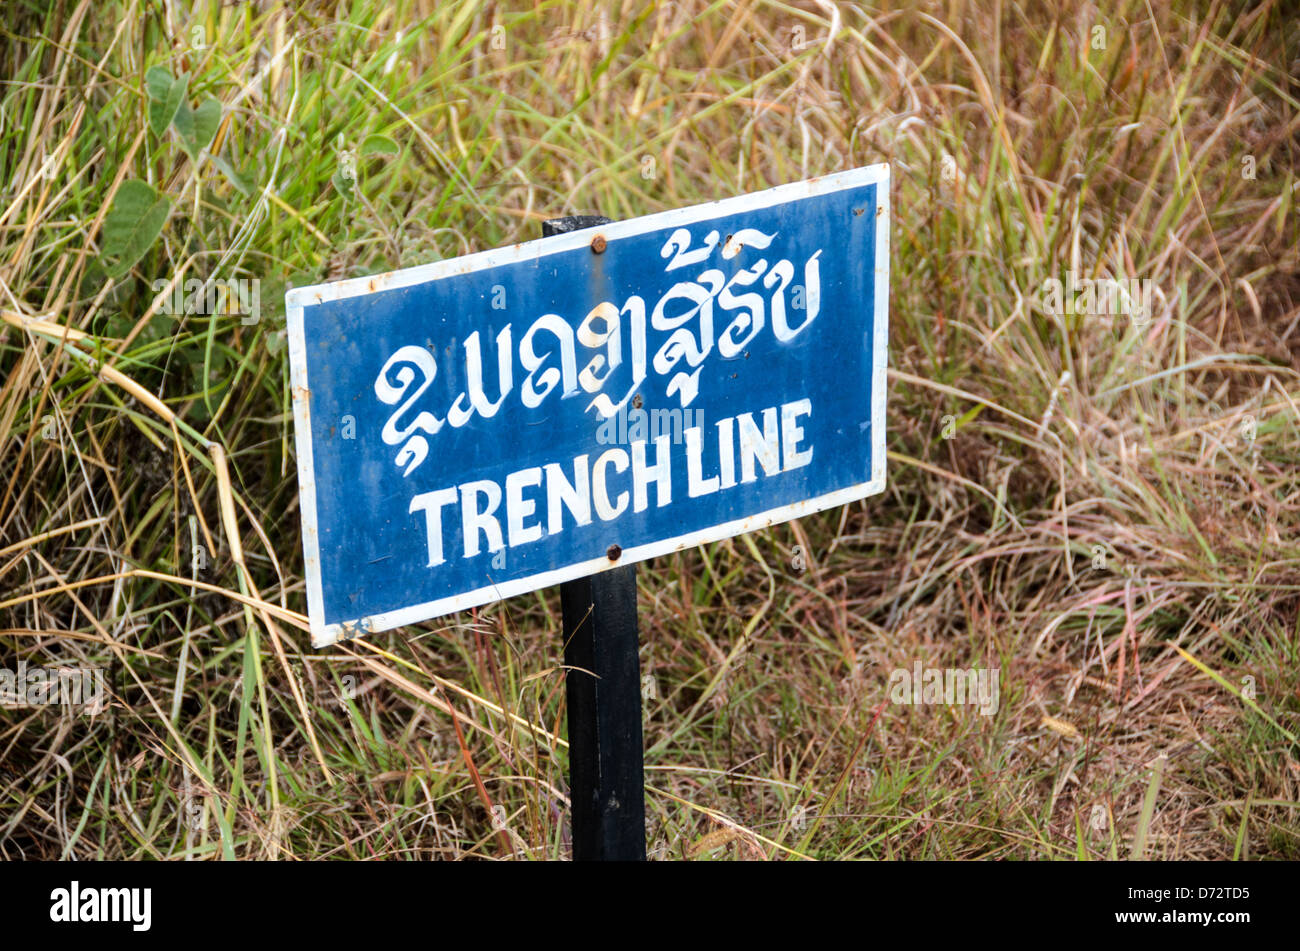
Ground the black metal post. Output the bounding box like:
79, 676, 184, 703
543, 215, 646, 861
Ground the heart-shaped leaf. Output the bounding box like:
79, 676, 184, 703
100, 179, 171, 278
175, 96, 222, 158
147, 70, 187, 138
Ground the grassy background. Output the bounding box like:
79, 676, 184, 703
1, 0, 1298, 859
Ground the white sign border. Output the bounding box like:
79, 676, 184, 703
288, 163, 890, 647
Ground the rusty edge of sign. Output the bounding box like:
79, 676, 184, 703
287, 163, 890, 648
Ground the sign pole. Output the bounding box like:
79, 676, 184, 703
544, 215, 647, 861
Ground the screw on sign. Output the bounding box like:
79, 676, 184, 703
285, 166, 891, 859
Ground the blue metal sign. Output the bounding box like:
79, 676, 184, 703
288, 165, 889, 646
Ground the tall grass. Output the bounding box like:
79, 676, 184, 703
1, 0, 1297, 859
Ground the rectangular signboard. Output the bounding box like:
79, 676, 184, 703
287, 164, 889, 647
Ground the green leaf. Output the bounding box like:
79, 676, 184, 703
210, 153, 253, 197
145, 65, 174, 102
360, 133, 399, 156
148, 71, 187, 138
101, 179, 171, 278
331, 166, 355, 198
191, 98, 222, 151
176, 96, 222, 158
